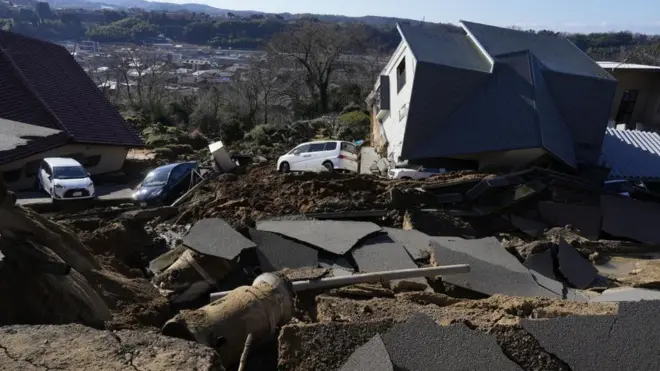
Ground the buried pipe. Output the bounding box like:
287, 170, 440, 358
162, 273, 294, 368
163, 265, 469, 367
209, 264, 471, 301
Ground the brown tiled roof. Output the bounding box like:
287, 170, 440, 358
0, 30, 144, 149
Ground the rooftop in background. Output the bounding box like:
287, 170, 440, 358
0, 30, 144, 152
0, 118, 68, 165
597, 61, 660, 71
600, 128, 660, 181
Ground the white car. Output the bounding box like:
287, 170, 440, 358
277, 140, 359, 173
37, 157, 95, 200
388, 167, 447, 180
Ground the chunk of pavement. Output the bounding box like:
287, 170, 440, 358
522, 301, 660, 371
149, 244, 187, 274
384, 227, 433, 260
557, 238, 598, 289
601, 194, 660, 244
247, 228, 318, 272
538, 201, 601, 239
509, 215, 547, 238
430, 240, 560, 298
434, 236, 525, 272
256, 220, 382, 255
319, 256, 354, 272
352, 234, 428, 291
528, 269, 590, 301
590, 287, 660, 302
340, 334, 393, 371
0, 323, 223, 371
381, 313, 522, 371
182, 218, 256, 260
524, 249, 556, 280
521, 314, 618, 371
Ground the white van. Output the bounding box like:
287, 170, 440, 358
37, 157, 95, 200
277, 140, 359, 173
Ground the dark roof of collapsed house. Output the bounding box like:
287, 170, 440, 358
0, 30, 143, 163
397, 21, 617, 168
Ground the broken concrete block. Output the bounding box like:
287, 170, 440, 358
148, 244, 187, 275
256, 220, 382, 255
522, 301, 660, 371
340, 334, 393, 371
352, 234, 428, 291
383, 227, 434, 260
381, 313, 522, 371
557, 238, 598, 289
509, 215, 547, 238
538, 201, 601, 240
248, 228, 318, 272
430, 240, 559, 298
182, 218, 257, 260
403, 209, 478, 237
590, 287, 660, 302
601, 194, 660, 244
524, 250, 556, 280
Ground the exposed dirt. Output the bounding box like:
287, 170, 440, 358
277, 292, 617, 371
0, 324, 223, 370
0, 184, 172, 331
174, 162, 490, 228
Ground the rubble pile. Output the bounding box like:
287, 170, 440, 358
174, 161, 490, 228
0, 181, 171, 330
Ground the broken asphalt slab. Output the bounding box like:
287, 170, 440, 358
429, 240, 560, 298
247, 228, 319, 272
522, 301, 660, 371
380, 313, 522, 371
340, 334, 393, 371
182, 218, 256, 260
590, 287, 660, 302
351, 233, 428, 291
256, 220, 382, 255
383, 227, 434, 260
524, 250, 556, 280
556, 238, 598, 289
601, 194, 660, 244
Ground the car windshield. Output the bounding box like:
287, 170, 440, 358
52, 166, 87, 179
142, 167, 171, 187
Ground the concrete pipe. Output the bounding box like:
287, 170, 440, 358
162, 273, 293, 367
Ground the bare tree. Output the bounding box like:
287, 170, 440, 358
107, 47, 173, 108
268, 21, 368, 114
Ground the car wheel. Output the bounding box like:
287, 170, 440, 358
322, 161, 334, 172
280, 162, 290, 173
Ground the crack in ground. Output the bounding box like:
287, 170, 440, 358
0, 342, 51, 371
606, 315, 619, 340
107, 331, 141, 371
489, 325, 574, 371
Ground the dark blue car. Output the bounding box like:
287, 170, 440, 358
132, 162, 198, 206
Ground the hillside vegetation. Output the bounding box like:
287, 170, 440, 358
1, 1, 660, 62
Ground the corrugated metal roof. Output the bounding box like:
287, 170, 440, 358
600, 128, 660, 180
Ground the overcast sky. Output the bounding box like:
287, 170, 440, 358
161, 0, 660, 34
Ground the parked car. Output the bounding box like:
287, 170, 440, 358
277, 140, 359, 173
388, 167, 447, 180
37, 157, 95, 200
132, 162, 198, 206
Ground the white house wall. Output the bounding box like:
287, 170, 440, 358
380, 41, 417, 166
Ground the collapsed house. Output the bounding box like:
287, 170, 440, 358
366, 20, 618, 171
